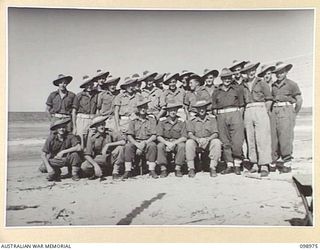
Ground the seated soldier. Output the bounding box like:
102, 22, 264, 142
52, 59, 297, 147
81, 116, 125, 181
156, 102, 187, 178
40, 118, 82, 182
186, 100, 222, 178
124, 98, 157, 179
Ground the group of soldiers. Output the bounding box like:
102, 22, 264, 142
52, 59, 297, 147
39, 60, 303, 182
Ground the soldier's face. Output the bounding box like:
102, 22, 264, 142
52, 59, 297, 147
146, 78, 154, 88
222, 77, 233, 86
167, 108, 178, 118
98, 78, 104, 85
86, 83, 94, 92
181, 76, 189, 86
205, 74, 214, 86
57, 126, 67, 135
138, 104, 148, 115
156, 81, 163, 89
197, 106, 207, 116
276, 69, 287, 81
263, 70, 273, 82
126, 85, 134, 94
168, 79, 177, 90
108, 83, 117, 92
234, 66, 242, 79
96, 122, 106, 133
135, 82, 142, 91
189, 79, 200, 91
58, 81, 67, 91
247, 69, 256, 80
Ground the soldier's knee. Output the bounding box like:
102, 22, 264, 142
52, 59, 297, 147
177, 142, 185, 150
147, 141, 157, 150
157, 142, 166, 150
186, 139, 196, 148
210, 138, 222, 147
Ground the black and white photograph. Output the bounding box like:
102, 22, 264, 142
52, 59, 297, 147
6, 7, 314, 227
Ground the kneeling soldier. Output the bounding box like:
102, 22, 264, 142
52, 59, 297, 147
186, 100, 222, 178
81, 116, 125, 181
40, 118, 82, 181
156, 102, 187, 178
124, 98, 158, 179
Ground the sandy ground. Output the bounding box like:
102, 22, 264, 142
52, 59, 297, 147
6, 115, 312, 226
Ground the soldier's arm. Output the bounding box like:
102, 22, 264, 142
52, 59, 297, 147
101, 140, 126, 155
205, 132, 218, 141
72, 108, 77, 134
84, 155, 101, 175
41, 152, 53, 173
295, 95, 303, 114
157, 135, 169, 145
46, 105, 52, 121
145, 135, 156, 144
173, 136, 187, 145
188, 131, 200, 143
114, 106, 120, 130
56, 143, 81, 158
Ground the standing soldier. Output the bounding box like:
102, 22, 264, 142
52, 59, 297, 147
124, 99, 157, 179
46, 74, 76, 132
202, 68, 219, 96
186, 100, 222, 178
240, 62, 273, 177
179, 70, 194, 92
140, 71, 163, 121
81, 116, 125, 181
184, 74, 211, 119
132, 73, 142, 95
271, 62, 303, 173
154, 73, 166, 90
257, 64, 277, 171
73, 75, 98, 147
113, 77, 139, 134
156, 102, 187, 178
212, 68, 245, 175
159, 73, 186, 120
40, 118, 82, 181
96, 75, 121, 129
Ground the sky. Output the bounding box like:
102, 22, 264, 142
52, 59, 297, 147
8, 8, 314, 111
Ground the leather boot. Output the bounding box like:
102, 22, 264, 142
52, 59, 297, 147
149, 170, 159, 179
175, 170, 183, 177
234, 166, 241, 175
188, 169, 196, 178
210, 168, 217, 177
160, 169, 168, 178
122, 171, 130, 180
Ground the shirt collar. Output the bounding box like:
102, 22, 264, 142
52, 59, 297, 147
272, 78, 288, 88
194, 114, 210, 122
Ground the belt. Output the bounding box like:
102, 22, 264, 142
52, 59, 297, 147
246, 102, 266, 108
273, 102, 293, 107
77, 113, 95, 119
217, 107, 240, 114
120, 116, 130, 120
52, 113, 71, 118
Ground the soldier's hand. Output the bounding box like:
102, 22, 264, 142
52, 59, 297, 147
55, 152, 64, 159
93, 164, 102, 177
136, 148, 143, 156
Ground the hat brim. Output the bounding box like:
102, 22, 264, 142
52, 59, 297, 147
50, 118, 71, 131
140, 72, 158, 82
273, 64, 293, 74
120, 79, 137, 89
179, 72, 194, 79
105, 77, 121, 86
164, 104, 183, 110
92, 71, 110, 82
163, 73, 180, 85
229, 61, 249, 71
90, 116, 108, 128
220, 72, 234, 78
257, 66, 276, 77
53, 76, 73, 86
192, 102, 212, 108
80, 78, 94, 88
240, 63, 260, 74
188, 74, 204, 85
202, 70, 219, 79
136, 100, 151, 108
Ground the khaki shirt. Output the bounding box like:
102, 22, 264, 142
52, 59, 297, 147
205, 85, 217, 96
184, 86, 211, 112
97, 90, 117, 116
160, 88, 185, 108
127, 115, 157, 140
186, 115, 218, 138
74, 91, 98, 114
212, 83, 245, 110
271, 78, 301, 103
46, 90, 76, 115
141, 87, 162, 115
84, 130, 123, 157
42, 134, 80, 158
243, 77, 273, 104
156, 117, 187, 139
113, 92, 139, 116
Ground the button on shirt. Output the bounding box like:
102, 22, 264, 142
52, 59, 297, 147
97, 90, 117, 116
156, 117, 187, 139
211, 84, 245, 110
141, 87, 162, 115
186, 115, 219, 138
272, 78, 301, 103
160, 88, 185, 108
46, 90, 76, 115
74, 91, 98, 114
113, 92, 139, 116
127, 116, 157, 140
184, 86, 211, 112
42, 134, 80, 158
84, 130, 123, 157
243, 78, 273, 104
